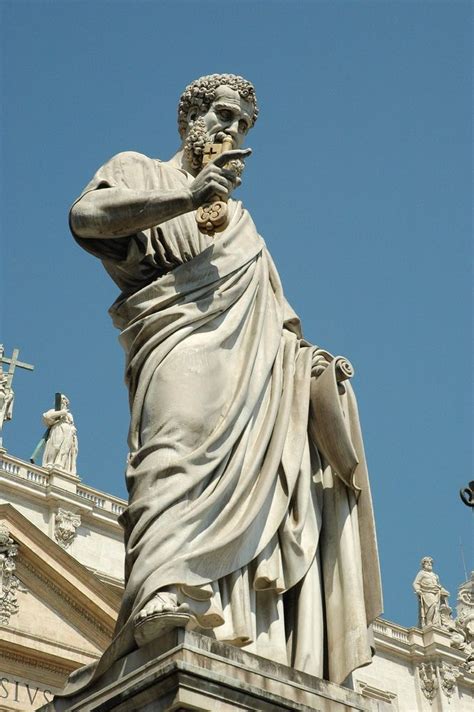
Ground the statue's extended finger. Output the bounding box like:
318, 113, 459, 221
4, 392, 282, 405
213, 148, 252, 167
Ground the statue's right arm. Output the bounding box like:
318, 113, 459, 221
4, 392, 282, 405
42, 409, 64, 427
71, 148, 251, 240
70, 187, 196, 239
412, 572, 422, 594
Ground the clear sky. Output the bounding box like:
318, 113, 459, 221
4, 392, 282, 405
1, 0, 472, 629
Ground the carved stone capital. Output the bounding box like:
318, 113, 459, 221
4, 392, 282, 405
54, 509, 81, 549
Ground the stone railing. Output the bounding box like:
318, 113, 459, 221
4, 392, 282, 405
0, 454, 50, 487
0, 452, 126, 516
373, 619, 410, 643
76, 486, 126, 515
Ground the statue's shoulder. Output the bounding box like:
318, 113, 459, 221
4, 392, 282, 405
102, 150, 159, 169
95, 151, 164, 188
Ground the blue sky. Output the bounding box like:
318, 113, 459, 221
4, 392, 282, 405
1, 0, 472, 629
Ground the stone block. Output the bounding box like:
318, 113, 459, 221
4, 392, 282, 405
41, 629, 392, 711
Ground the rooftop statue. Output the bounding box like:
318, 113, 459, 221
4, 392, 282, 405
41, 394, 78, 475
0, 345, 34, 450
66, 74, 382, 692
413, 556, 451, 628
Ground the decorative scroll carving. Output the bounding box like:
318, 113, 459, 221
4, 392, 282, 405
439, 663, 461, 698
54, 509, 81, 549
418, 663, 438, 703
0, 523, 25, 624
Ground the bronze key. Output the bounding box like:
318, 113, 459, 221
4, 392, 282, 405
196, 136, 233, 235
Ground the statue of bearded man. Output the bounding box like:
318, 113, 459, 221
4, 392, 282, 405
68, 73, 382, 690
413, 556, 450, 628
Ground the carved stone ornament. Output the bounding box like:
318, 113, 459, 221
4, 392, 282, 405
418, 662, 438, 703
450, 571, 474, 673
439, 663, 461, 698
54, 509, 81, 549
0, 523, 25, 624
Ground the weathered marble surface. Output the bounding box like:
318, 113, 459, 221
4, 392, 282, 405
41, 629, 392, 712
65, 73, 382, 694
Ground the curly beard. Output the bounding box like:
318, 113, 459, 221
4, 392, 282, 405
183, 118, 208, 172
184, 122, 245, 178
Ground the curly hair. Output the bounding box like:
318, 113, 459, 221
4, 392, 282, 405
178, 73, 259, 138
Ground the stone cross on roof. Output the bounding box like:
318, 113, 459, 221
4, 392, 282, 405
0, 345, 34, 449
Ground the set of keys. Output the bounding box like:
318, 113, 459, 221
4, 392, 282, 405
195, 136, 234, 235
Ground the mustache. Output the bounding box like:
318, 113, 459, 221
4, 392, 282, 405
215, 131, 234, 147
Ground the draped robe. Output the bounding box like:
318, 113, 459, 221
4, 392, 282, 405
68, 150, 382, 692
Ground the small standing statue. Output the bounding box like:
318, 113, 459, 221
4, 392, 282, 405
0, 371, 14, 427
413, 556, 450, 628
41, 394, 78, 475
0, 345, 34, 450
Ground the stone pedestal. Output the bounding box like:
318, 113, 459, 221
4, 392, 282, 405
40, 629, 392, 711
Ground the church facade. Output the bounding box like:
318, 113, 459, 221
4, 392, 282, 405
0, 448, 472, 711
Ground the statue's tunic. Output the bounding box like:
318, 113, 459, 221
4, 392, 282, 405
42, 410, 78, 474
413, 570, 444, 626
69, 151, 382, 689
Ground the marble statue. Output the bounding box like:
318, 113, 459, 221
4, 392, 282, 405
0, 372, 14, 427
0, 345, 34, 449
413, 556, 450, 628
42, 395, 78, 475
66, 73, 382, 692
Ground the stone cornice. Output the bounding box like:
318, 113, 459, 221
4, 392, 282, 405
16, 559, 113, 648
373, 617, 474, 687
0, 504, 120, 624
85, 566, 124, 590
0, 645, 71, 678
0, 636, 94, 678
0, 453, 126, 531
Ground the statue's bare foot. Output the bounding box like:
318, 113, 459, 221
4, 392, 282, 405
134, 591, 195, 647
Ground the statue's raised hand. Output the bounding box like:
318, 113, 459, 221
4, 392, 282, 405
189, 148, 252, 208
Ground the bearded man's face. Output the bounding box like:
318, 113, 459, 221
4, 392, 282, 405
183, 85, 254, 172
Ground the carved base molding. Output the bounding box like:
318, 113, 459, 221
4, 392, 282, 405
42, 629, 393, 712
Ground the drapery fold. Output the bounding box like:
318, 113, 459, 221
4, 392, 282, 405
61, 152, 382, 697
